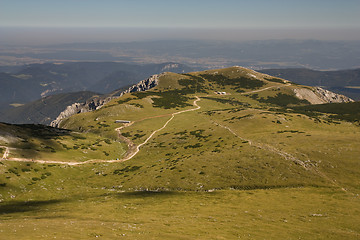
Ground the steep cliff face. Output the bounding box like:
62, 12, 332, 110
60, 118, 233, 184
50, 75, 159, 127
294, 87, 354, 105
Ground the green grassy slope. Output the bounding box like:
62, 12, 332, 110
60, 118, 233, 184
0, 123, 126, 162
0, 66, 359, 239
0, 187, 359, 239
2, 65, 359, 192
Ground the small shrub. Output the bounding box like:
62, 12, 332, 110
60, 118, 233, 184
252, 93, 310, 107
291, 101, 360, 123
134, 89, 192, 109
184, 143, 203, 149
202, 97, 248, 106
8, 168, 18, 175
129, 103, 144, 108
72, 135, 86, 140
200, 74, 265, 90
133, 133, 146, 140
264, 77, 285, 84
113, 166, 142, 175
122, 132, 132, 137
117, 97, 132, 104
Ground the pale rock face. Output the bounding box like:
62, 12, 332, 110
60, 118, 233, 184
50, 75, 159, 128
293, 87, 353, 105
314, 87, 354, 103
294, 88, 326, 104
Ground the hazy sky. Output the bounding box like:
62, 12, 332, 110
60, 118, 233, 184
1, 0, 360, 44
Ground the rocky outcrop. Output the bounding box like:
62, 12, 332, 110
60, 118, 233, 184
294, 87, 354, 105
50, 75, 159, 128
119, 74, 159, 94
294, 88, 326, 104
314, 87, 354, 103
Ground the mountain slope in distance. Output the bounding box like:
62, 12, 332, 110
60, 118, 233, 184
0, 91, 99, 125
260, 68, 360, 100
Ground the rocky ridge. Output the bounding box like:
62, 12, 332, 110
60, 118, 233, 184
50, 74, 159, 127
294, 87, 353, 105
314, 87, 354, 103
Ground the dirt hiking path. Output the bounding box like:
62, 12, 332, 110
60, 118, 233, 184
0, 97, 201, 166
0, 83, 291, 166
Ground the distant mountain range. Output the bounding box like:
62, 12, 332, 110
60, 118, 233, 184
2, 40, 360, 70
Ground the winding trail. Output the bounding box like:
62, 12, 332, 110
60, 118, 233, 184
0, 82, 354, 195
0, 97, 201, 166
240, 83, 291, 95
116, 96, 201, 162
0, 83, 290, 166
0, 83, 296, 166
211, 120, 354, 195
212, 121, 309, 169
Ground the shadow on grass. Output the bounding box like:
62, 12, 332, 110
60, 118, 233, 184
3, 123, 72, 160
229, 183, 324, 191
0, 199, 64, 215
116, 190, 180, 198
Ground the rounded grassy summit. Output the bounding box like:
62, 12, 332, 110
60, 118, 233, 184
1, 67, 359, 239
